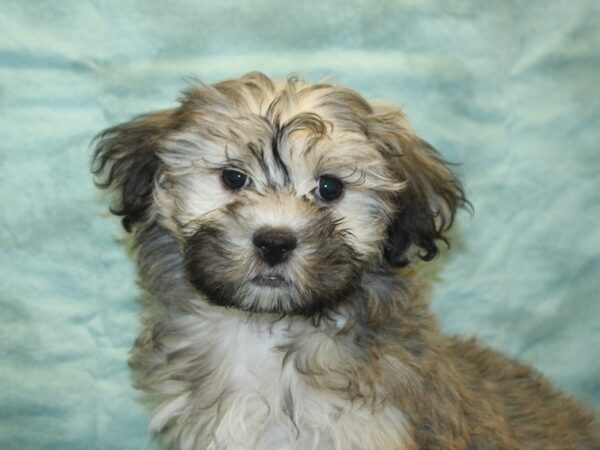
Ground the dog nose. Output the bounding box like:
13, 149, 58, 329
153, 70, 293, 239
253, 228, 297, 266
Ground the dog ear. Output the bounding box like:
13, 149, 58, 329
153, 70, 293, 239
91, 110, 175, 232
370, 106, 467, 267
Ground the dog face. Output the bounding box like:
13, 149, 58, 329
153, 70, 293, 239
93, 73, 465, 315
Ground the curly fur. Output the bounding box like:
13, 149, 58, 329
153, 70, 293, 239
92, 72, 600, 450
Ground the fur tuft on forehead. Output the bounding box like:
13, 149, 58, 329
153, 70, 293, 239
180, 73, 372, 126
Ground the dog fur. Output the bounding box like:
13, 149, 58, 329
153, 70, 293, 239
92, 72, 600, 450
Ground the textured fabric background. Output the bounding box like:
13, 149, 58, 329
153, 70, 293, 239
1, 1, 599, 449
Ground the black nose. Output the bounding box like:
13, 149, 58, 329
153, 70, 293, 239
253, 228, 297, 266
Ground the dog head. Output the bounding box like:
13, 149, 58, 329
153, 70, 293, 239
92, 73, 466, 315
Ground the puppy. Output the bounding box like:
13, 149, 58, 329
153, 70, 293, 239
93, 72, 600, 450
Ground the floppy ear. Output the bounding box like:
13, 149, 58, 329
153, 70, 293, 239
370, 106, 467, 267
91, 110, 175, 232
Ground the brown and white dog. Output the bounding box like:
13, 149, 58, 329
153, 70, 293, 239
93, 72, 600, 450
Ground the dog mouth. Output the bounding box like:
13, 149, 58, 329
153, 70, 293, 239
251, 273, 288, 288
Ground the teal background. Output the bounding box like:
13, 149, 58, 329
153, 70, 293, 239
1, 1, 599, 449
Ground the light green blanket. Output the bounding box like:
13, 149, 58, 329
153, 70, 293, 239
1, 1, 598, 448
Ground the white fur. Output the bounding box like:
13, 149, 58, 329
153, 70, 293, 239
147, 306, 413, 450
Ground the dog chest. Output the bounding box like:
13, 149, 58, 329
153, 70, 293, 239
149, 312, 413, 450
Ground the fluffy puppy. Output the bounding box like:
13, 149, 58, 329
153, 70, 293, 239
92, 72, 600, 450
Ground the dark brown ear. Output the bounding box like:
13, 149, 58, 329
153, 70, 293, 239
91, 110, 175, 232
370, 106, 468, 266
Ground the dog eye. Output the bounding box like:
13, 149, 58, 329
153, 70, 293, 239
317, 175, 344, 201
222, 170, 248, 190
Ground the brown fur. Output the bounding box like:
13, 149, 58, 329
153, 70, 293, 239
93, 72, 600, 450
350, 271, 599, 449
